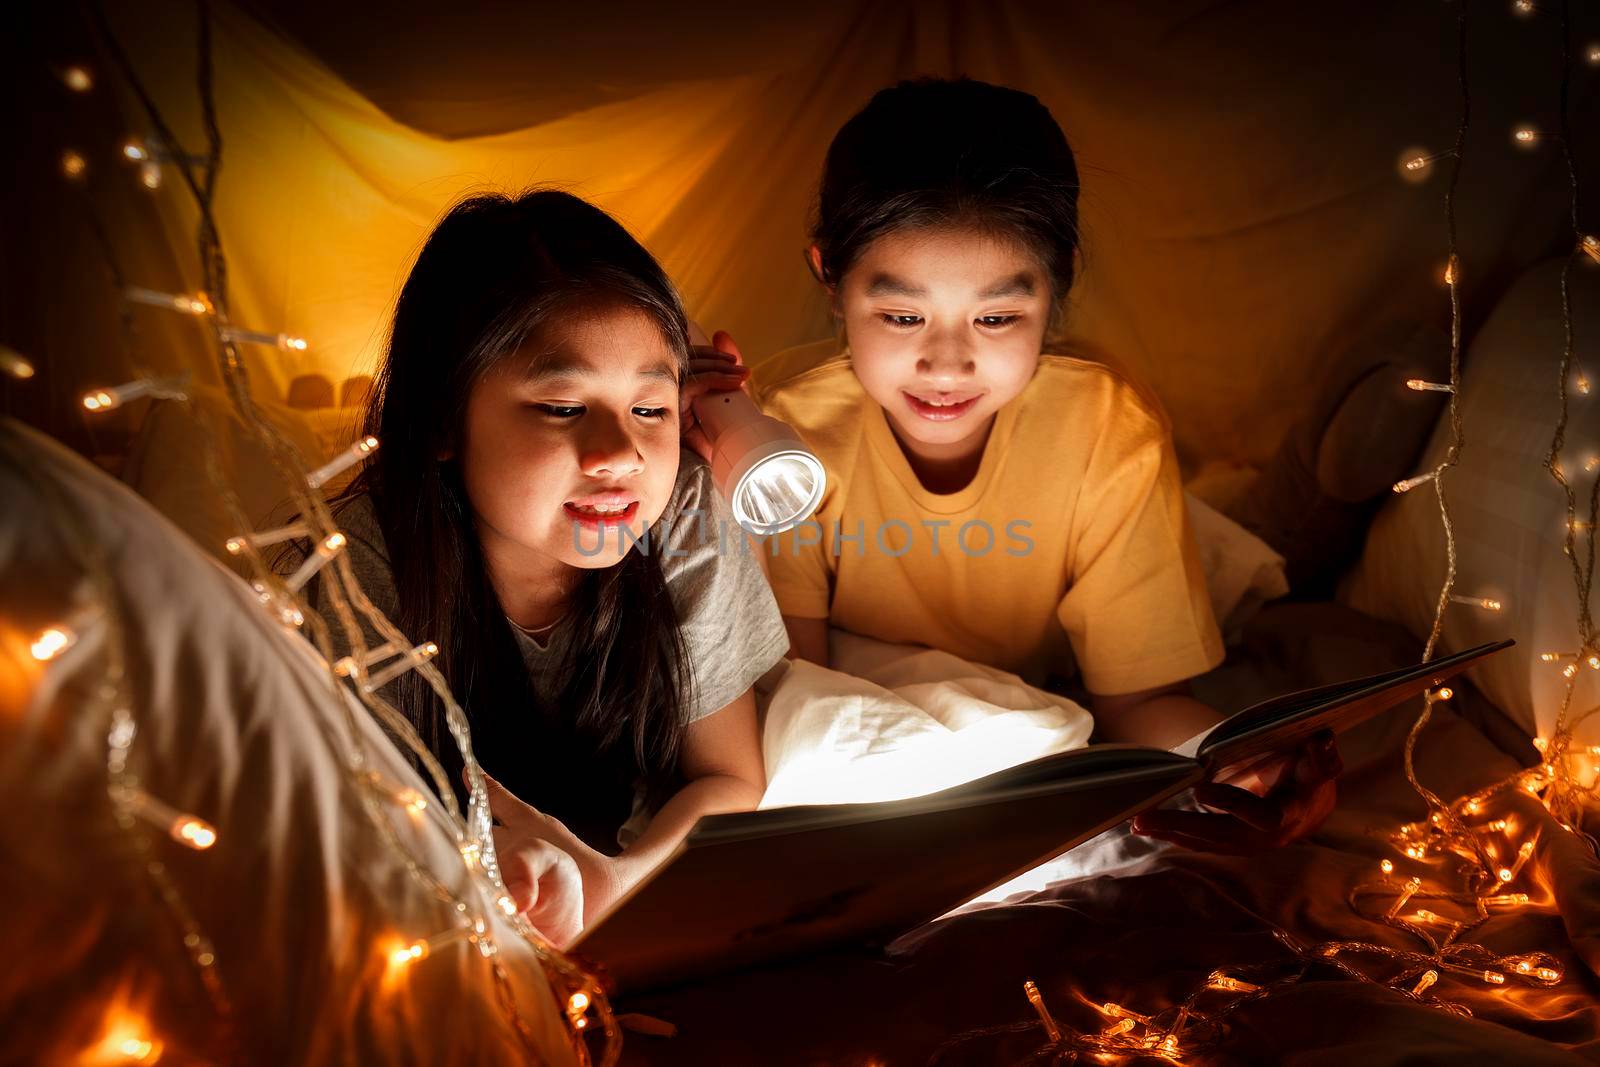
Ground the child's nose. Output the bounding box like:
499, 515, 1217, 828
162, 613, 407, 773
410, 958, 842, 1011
577, 413, 645, 477
916, 332, 977, 383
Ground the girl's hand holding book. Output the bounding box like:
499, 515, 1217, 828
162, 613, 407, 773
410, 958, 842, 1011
1131, 731, 1342, 854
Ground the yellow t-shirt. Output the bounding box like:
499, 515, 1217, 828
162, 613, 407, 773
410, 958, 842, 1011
755, 341, 1223, 695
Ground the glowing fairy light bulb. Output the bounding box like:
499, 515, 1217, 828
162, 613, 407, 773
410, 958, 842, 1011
1411, 969, 1439, 996
218, 325, 310, 352
1564, 663, 1579, 679
1432, 687, 1454, 701
1482, 971, 1506, 985
1022, 980, 1063, 1043
139, 162, 161, 190
1589, 43, 1600, 65
1207, 972, 1261, 993
82, 376, 190, 412
360, 641, 439, 692
1448, 594, 1501, 611
388, 926, 473, 971
122, 140, 148, 162
1393, 472, 1436, 494
60, 64, 93, 92
1536, 966, 1560, 983
1512, 0, 1535, 14
1583, 236, 1600, 264
284, 531, 347, 593
62, 150, 87, 181
1380, 858, 1394, 877
30, 624, 77, 661
1101, 1002, 1152, 1024
174, 817, 218, 849
1387, 876, 1423, 918
1539, 653, 1562, 663
1587, 456, 1600, 472
225, 521, 310, 556
496, 894, 518, 916
1101, 1018, 1135, 1038
120, 787, 218, 851
1441, 256, 1458, 286
1512, 124, 1540, 148
124, 286, 209, 315
306, 435, 379, 489
1407, 378, 1455, 393
1483, 893, 1529, 906
0, 345, 34, 380
1397, 146, 1448, 183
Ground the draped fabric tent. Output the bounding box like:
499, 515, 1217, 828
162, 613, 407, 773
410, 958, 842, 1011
7, 0, 1596, 470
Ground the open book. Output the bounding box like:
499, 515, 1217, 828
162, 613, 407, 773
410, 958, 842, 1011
572, 639, 1512, 992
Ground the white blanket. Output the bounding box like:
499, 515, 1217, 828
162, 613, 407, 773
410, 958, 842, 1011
758, 630, 1095, 810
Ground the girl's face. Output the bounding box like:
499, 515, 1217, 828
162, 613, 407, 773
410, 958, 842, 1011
459, 303, 682, 576
836, 227, 1051, 461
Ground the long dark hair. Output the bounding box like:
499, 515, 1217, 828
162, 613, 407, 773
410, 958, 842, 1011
341, 189, 692, 849
812, 77, 1082, 321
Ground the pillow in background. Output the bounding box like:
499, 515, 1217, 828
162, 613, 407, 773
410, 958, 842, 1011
1340, 258, 1600, 741
1227, 319, 1452, 598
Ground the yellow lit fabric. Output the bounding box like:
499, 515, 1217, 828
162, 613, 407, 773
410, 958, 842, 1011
757, 342, 1224, 694
75, 2, 1594, 469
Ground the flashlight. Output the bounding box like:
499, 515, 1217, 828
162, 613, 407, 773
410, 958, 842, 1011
689, 325, 826, 535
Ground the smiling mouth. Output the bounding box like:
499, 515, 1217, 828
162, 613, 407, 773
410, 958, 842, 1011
564, 500, 639, 527
902, 391, 982, 422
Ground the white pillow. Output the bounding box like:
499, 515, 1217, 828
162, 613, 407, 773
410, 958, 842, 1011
1340, 258, 1600, 740
0, 421, 578, 1065
1184, 491, 1289, 638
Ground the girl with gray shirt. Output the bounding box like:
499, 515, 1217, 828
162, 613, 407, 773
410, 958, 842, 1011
290, 190, 786, 944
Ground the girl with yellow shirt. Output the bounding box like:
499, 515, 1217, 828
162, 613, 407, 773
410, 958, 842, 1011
731, 78, 1341, 854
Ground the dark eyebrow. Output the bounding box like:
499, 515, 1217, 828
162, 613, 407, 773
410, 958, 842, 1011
979, 273, 1036, 299
864, 273, 928, 298
522, 357, 680, 384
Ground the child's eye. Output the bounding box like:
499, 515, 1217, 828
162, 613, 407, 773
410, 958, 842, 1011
535, 404, 584, 418
976, 315, 1021, 329
633, 406, 671, 419
879, 314, 923, 329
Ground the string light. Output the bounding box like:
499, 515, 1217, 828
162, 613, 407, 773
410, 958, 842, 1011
1406, 378, 1455, 393
360, 641, 439, 693
82, 375, 191, 412
30, 623, 78, 661
218, 326, 308, 352
388, 926, 474, 969
1411, 970, 1439, 997
62, 150, 88, 181
0, 344, 35, 380
1398, 147, 1452, 182
1393, 471, 1436, 494
224, 521, 309, 556
1447, 594, 1501, 611
1022, 980, 1063, 1043
1588, 42, 1600, 65
1512, 0, 1536, 15
305, 435, 379, 489
1206, 972, 1260, 994
60, 64, 94, 92
1582, 235, 1600, 264
1386, 877, 1423, 918
123, 285, 209, 315
283, 532, 346, 593
1511, 124, 1540, 148
120, 787, 219, 851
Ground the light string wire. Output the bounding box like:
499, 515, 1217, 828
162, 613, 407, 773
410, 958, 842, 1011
60, 0, 617, 1059
955, 3, 1598, 1061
